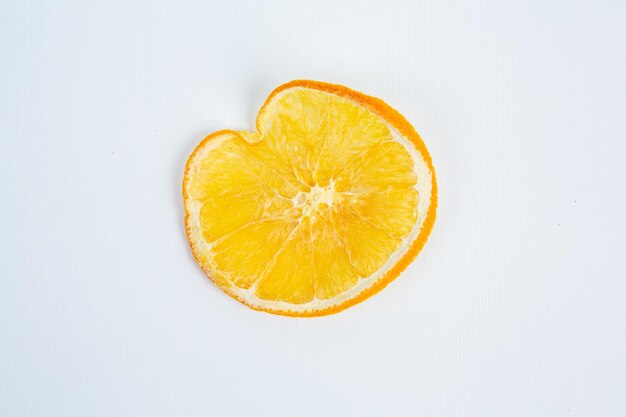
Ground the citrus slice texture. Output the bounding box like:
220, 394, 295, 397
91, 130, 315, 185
183, 80, 437, 316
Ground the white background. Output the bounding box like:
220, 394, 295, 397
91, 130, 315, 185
1, 0, 625, 416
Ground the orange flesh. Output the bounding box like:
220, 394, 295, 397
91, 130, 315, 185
183, 80, 437, 316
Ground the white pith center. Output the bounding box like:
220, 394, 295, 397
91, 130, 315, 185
292, 183, 336, 217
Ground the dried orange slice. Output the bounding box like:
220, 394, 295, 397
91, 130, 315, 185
183, 80, 437, 316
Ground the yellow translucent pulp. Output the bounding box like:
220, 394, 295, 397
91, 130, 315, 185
189, 89, 418, 304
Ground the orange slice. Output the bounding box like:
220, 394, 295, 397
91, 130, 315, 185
183, 80, 437, 316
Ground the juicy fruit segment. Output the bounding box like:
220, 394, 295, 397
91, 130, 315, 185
255, 218, 315, 303
332, 205, 402, 278
344, 187, 419, 238
311, 210, 360, 299
212, 220, 296, 289
334, 141, 417, 192
186, 85, 424, 309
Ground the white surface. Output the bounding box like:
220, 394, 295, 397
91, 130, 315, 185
1, 0, 625, 416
